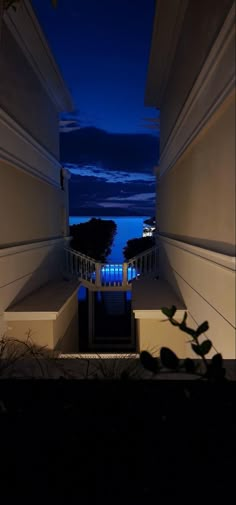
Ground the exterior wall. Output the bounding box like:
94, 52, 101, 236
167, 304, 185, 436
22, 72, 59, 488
0, 238, 65, 315
5, 294, 78, 352
160, 0, 234, 152
0, 107, 62, 187
0, 153, 69, 320
0, 1, 74, 347
6, 319, 54, 348
136, 317, 187, 358
53, 294, 78, 352
153, 3, 236, 357
159, 237, 235, 359
159, 93, 235, 255
0, 160, 68, 323
0, 23, 59, 158
0, 161, 67, 247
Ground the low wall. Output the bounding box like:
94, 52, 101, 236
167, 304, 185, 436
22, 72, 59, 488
4, 283, 79, 353
136, 316, 188, 358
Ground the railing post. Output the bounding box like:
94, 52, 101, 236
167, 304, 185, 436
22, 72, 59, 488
122, 262, 128, 286
95, 263, 101, 287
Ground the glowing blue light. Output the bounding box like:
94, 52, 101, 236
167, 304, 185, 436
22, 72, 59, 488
88, 264, 138, 284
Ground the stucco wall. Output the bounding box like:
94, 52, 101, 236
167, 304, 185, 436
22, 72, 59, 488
160, 0, 234, 153
6, 319, 54, 348
0, 23, 59, 158
159, 236, 235, 358
0, 239, 65, 315
53, 294, 78, 352
5, 294, 78, 351
0, 161, 67, 247
137, 318, 187, 358
159, 94, 235, 255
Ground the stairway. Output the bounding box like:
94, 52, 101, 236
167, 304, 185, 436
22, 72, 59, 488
102, 291, 126, 315
90, 291, 135, 352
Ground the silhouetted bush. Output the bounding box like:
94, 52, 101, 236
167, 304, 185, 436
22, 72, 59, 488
70, 218, 117, 261
123, 236, 155, 260
140, 306, 226, 382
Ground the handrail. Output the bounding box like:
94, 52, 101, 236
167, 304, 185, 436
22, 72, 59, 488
127, 245, 159, 281
126, 245, 159, 263
64, 245, 159, 289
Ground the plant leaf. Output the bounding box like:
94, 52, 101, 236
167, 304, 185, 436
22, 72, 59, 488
180, 311, 188, 326
161, 306, 177, 318
140, 351, 159, 374
179, 325, 196, 337
200, 339, 212, 355
191, 344, 203, 356
195, 321, 209, 337
184, 358, 195, 374
160, 347, 179, 370
169, 318, 180, 327
208, 354, 226, 381
211, 353, 223, 368
192, 340, 212, 356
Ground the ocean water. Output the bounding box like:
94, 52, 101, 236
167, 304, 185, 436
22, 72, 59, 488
69, 216, 149, 262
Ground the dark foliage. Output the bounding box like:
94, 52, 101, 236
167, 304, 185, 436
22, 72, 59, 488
70, 218, 117, 261
123, 236, 155, 260
140, 351, 159, 373
160, 347, 179, 370
0, 380, 235, 503
140, 307, 226, 382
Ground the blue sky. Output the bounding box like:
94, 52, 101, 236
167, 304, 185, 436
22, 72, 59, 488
32, 0, 159, 215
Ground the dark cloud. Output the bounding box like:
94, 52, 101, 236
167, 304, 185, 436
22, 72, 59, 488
62, 127, 158, 216
64, 162, 155, 184
68, 174, 155, 216
60, 127, 159, 173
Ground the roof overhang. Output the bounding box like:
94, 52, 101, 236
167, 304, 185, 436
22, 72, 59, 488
145, 0, 188, 108
3, 0, 74, 113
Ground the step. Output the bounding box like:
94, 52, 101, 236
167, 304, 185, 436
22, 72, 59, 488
102, 291, 126, 315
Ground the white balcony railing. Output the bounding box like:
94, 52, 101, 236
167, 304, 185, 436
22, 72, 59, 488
64, 245, 159, 289
127, 246, 159, 280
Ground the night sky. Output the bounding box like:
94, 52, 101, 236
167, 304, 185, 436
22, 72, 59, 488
32, 0, 159, 216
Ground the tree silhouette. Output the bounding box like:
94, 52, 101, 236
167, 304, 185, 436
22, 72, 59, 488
123, 236, 155, 260
70, 218, 117, 262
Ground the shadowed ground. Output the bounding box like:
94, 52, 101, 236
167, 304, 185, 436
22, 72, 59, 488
0, 380, 235, 503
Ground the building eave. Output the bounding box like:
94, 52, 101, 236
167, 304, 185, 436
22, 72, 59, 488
3, 0, 74, 113
145, 0, 188, 108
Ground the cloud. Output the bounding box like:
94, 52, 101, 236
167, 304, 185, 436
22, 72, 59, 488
106, 192, 156, 202
64, 163, 155, 184
68, 173, 156, 216
60, 127, 159, 173
59, 120, 80, 133
98, 203, 133, 209
62, 127, 158, 216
